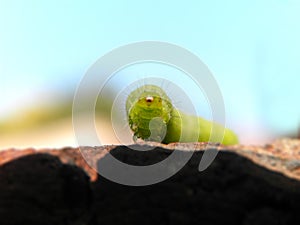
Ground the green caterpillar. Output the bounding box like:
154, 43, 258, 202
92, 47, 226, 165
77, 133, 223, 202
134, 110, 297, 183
126, 85, 238, 145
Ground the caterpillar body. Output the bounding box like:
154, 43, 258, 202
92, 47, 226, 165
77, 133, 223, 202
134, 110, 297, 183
126, 85, 238, 145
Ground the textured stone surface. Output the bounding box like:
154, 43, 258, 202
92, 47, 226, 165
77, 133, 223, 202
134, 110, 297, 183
0, 138, 300, 225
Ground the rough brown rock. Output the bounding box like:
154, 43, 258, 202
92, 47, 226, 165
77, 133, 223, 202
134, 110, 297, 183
0, 138, 299, 225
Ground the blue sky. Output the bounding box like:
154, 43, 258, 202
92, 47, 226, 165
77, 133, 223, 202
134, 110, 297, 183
0, 0, 299, 142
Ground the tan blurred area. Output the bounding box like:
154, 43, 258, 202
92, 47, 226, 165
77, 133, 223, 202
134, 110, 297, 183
0, 98, 121, 150
0, 117, 120, 150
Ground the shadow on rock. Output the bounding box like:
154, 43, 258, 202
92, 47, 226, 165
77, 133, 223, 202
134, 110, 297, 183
0, 154, 93, 225
1, 146, 300, 225
93, 146, 300, 225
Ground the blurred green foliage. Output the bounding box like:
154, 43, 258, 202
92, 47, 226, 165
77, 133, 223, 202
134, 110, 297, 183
0, 97, 113, 134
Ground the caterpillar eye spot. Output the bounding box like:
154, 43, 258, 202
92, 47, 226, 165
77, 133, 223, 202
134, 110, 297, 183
146, 96, 154, 102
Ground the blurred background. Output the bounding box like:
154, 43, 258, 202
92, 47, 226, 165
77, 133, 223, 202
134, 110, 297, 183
0, 0, 299, 149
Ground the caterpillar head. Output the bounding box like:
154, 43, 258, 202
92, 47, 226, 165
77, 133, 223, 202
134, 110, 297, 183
126, 85, 172, 142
